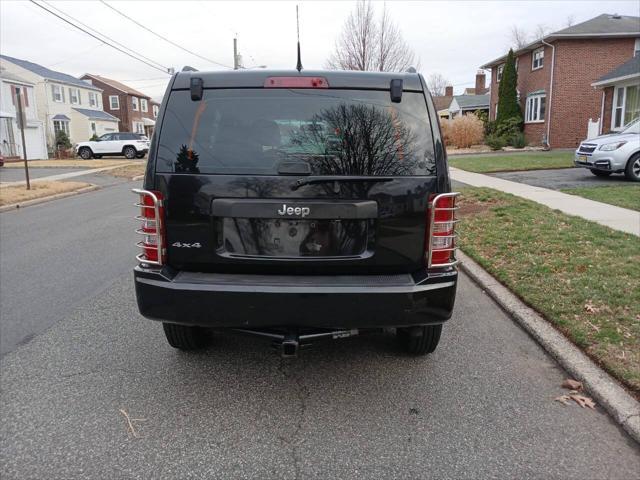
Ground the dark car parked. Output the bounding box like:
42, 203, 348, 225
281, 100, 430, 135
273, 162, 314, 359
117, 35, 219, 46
134, 69, 459, 356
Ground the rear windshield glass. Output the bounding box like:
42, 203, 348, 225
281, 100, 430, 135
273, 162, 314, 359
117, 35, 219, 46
156, 89, 436, 176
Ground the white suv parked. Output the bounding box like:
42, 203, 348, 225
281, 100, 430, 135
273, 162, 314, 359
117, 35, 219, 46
75, 132, 150, 160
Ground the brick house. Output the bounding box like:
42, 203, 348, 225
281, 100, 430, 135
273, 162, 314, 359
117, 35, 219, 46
80, 74, 156, 136
481, 14, 640, 148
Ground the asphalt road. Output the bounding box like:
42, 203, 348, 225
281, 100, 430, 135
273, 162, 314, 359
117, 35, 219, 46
1, 182, 639, 478
0, 180, 136, 355
490, 167, 631, 190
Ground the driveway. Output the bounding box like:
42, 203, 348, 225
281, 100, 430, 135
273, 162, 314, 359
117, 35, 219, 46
1, 182, 639, 478
489, 167, 631, 190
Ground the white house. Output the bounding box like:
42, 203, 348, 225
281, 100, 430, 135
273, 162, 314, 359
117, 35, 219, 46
448, 94, 491, 119
0, 68, 47, 160
0, 55, 119, 156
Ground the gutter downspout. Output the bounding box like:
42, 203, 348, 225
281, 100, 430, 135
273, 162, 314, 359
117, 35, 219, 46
599, 90, 605, 135
541, 38, 555, 149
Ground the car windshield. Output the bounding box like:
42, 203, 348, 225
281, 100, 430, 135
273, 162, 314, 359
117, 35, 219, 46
621, 118, 640, 134
156, 89, 436, 176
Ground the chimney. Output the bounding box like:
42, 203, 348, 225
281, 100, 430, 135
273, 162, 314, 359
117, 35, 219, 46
475, 71, 486, 95
445, 86, 453, 97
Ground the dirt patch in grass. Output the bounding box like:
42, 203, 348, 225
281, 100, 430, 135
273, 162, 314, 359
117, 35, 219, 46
560, 185, 640, 211
458, 187, 640, 395
0, 181, 91, 206
450, 152, 574, 173
3, 159, 136, 169
100, 163, 147, 179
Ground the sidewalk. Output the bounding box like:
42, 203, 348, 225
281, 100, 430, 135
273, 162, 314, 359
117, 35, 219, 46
450, 167, 640, 237
1, 163, 136, 187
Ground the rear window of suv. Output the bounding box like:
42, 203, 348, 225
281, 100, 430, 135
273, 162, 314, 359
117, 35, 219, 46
156, 89, 436, 176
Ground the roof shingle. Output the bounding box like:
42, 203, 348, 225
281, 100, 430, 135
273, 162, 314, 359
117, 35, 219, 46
83, 74, 150, 98
0, 55, 101, 90
594, 56, 640, 85
72, 108, 119, 121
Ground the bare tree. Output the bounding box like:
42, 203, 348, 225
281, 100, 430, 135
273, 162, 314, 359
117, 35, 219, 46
326, 0, 417, 72
564, 15, 575, 27
509, 25, 529, 49
533, 23, 550, 40
425, 73, 450, 97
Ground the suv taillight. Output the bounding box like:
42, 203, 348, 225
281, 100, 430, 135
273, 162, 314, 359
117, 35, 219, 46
426, 192, 459, 268
133, 189, 165, 265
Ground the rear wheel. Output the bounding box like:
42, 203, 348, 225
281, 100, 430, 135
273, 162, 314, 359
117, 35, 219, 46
162, 323, 208, 350
624, 153, 640, 182
78, 147, 93, 160
123, 146, 137, 159
397, 324, 442, 355
590, 169, 612, 177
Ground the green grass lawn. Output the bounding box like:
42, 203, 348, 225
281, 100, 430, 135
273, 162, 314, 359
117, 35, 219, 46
458, 187, 640, 394
449, 152, 574, 173
560, 185, 640, 211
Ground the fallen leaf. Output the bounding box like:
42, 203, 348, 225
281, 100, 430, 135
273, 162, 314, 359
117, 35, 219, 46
561, 379, 583, 391
584, 301, 598, 314
554, 395, 571, 406
570, 394, 596, 409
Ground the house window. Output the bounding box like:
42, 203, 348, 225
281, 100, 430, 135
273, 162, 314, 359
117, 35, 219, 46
51, 84, 64, 102
152, 105, 159, 118
132, 97, 139, 111
525, 93, 546, 123
69, 88, 80, 105
133, 121, 145, 134
53, 119, 69, 135
496, 64, 504, 82
612, 84, 640, 129
109, 95, 120, 110
635, 38, 640, 57
140, 98, 148, 112
532, 47, 544, 70
88, 92, 98, 107
90, 122, 96, 134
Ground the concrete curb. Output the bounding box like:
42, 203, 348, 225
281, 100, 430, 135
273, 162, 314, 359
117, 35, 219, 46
132, 175, 145, 181
458, 250, 640, 444
0, 185, 100, 212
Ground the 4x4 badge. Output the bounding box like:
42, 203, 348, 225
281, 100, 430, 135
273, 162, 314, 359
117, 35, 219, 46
277, 204, 310, 218
172, 242, 202, 248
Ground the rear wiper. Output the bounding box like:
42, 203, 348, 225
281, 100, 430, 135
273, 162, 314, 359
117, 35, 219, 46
291, 176, 394, 193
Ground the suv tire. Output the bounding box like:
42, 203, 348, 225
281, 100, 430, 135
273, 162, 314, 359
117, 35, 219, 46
590, 169, 612, 177
397, 324, 442, 355
162, 323, 208, 350
624, 153, 640, 182
123, 146, 137, 159
78, 147, 93, 160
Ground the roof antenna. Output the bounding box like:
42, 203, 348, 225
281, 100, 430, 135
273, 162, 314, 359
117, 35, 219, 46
296, 5, 303, 72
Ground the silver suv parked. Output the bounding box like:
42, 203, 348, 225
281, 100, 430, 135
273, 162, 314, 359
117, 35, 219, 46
575, 118, 640, 181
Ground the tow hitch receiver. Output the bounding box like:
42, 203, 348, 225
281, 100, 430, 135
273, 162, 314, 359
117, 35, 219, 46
231, 328, 360, 357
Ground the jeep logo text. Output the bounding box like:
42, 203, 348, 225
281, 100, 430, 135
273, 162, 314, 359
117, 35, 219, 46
277, 204, 310, 217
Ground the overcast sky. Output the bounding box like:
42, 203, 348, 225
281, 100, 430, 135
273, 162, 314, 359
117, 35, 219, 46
1, 0, 638, 101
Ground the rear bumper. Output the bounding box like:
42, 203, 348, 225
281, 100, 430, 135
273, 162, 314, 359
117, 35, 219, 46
134, 267, 457, 329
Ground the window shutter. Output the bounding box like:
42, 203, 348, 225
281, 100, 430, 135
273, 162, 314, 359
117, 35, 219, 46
10, 85, 16, 105
61, 87, 65, 103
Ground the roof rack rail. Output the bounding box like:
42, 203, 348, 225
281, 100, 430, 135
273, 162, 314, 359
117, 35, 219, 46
181, 66, 198, 72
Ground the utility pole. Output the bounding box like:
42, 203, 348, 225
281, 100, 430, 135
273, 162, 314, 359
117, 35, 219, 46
233, 37, 238, 70
15, 87, 30, 190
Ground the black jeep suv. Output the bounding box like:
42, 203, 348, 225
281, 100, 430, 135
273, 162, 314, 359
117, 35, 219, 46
134, 69, 458, 356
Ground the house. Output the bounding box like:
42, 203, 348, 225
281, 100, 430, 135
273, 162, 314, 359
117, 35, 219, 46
0, 55, 119, 154
81, 74, 157, 137
481, 14, 640, 148
448, 94, 491, 119
0, 68, 47, 160
592, 55, 640, 133
432, 72, 489, 119
433, 86, 454, 119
